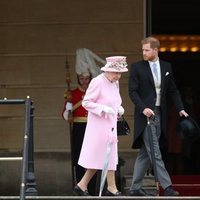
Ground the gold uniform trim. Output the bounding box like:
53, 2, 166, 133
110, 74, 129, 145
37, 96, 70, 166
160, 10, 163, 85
73, 117, 87, 122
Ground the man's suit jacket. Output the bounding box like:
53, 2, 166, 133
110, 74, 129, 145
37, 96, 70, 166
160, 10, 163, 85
128, 59, 184, 149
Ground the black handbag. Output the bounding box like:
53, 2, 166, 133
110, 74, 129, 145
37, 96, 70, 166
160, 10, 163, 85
117, 115, 130, 136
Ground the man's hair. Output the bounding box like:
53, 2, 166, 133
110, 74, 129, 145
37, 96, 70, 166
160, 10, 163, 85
141, 36, 160, 49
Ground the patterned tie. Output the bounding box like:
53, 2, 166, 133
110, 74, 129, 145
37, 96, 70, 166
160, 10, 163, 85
152, 63, 158, 80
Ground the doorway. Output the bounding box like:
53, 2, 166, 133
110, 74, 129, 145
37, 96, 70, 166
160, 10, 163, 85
147, 0, 200, 175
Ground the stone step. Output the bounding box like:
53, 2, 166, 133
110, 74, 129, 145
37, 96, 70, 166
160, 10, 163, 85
121, 174, 157, 196
122, 174, 157, 188
122, 175, 200, 197
1, 196, 200, 200
0, 196, 200, 200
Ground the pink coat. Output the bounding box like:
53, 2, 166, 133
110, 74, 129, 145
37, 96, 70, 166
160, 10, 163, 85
78, 73, 122, 170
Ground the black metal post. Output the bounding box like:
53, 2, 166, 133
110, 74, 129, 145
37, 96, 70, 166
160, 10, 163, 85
25, 100, 38, 195
0, 98, 37, 199
20, 97, 31, 200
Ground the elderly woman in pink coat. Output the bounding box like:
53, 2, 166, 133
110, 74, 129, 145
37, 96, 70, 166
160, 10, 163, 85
73, 56, 128, 196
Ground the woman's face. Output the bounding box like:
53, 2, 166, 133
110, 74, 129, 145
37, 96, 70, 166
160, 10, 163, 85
106, 71, 122, 82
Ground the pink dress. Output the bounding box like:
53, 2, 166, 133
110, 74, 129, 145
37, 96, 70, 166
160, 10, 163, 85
78, 73, 122, 170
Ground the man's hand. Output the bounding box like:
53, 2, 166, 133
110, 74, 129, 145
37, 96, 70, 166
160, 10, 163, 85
143, 108, 155, 118
179, 110, 189, 117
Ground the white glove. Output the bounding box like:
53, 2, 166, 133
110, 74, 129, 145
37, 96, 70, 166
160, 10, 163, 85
63, 102, 73, 120
118, 106, 124, 116
63, 110, 69, 120
65, 102, 73, 111
102, 106, 115, 115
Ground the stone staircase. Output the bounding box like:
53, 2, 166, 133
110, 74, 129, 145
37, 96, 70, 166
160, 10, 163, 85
122, 174, 200, 197
1, 175, 200, 199
121, 174, 158, 196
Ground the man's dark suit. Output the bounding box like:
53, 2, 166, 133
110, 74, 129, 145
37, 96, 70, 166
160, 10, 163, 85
129, 59, 184, 149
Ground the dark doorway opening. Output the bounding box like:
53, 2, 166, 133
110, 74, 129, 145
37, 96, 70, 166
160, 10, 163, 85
148, 0, 200, 176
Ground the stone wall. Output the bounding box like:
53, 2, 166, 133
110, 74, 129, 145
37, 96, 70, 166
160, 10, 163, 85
0, 0, 145, 152
0, 0, 145, 195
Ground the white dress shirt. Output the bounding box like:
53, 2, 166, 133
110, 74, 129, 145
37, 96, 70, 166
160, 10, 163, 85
149, 60, 161, 106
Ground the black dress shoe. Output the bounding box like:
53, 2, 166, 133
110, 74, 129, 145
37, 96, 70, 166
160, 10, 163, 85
73, 185, 89, 196
129, 189, 147, 196
164, 186, 179, 196
105, 189, 121, 196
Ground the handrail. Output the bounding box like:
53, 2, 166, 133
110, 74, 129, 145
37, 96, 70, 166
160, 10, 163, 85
0, 97, 37, 199
0, 98, 25, 104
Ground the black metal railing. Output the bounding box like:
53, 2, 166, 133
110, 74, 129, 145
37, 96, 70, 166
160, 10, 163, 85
0, 97, 38, 200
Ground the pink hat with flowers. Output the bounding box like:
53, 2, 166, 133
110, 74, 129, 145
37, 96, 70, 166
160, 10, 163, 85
101, 56, 128, 72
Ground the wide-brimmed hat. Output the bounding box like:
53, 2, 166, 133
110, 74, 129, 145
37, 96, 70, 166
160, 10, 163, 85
176, 116, 200, 140
101, 56, 128, 72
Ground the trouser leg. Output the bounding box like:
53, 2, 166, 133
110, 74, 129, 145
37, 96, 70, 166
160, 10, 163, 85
130, 145, 151, 190
143, 112, 172, 189
131, 109, 172, 190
